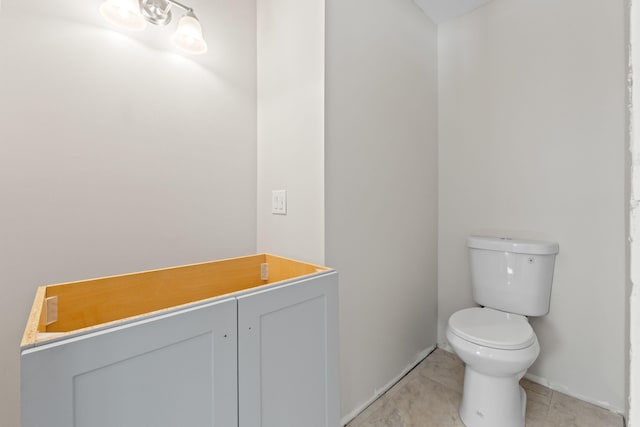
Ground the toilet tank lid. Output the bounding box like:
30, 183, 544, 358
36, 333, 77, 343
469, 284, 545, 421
468, 236, 559, 255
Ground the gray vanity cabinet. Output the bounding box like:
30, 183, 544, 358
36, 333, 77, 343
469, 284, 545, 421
20, 254, 339, 427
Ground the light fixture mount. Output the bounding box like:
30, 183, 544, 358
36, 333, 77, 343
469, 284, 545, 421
140, 0, 173, 26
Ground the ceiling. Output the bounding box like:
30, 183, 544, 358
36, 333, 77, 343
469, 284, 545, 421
413, 0, 494, 24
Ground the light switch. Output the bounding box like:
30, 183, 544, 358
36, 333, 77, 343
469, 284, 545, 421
272, 190, 287, 215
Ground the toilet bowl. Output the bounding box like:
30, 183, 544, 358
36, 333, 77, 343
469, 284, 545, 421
447, 307, 540, 427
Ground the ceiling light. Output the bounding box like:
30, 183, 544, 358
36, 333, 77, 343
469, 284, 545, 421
100, 0, 208, 55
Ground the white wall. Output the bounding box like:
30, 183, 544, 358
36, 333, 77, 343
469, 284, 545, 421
256, 0, 325, 265
0, 1, 257, 425
438, 0, 627, 412
325, 0, 438, 421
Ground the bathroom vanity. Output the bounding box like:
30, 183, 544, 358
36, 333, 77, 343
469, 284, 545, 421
20, 254, 339, 427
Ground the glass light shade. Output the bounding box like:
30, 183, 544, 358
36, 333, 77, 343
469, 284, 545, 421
99, 0, 146, 31
172, 13, 207, 54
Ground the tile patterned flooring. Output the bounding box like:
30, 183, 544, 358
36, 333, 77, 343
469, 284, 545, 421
346, 348, 624, 427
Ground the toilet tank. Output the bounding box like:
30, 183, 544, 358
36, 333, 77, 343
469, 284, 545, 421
468, 236, 559, 316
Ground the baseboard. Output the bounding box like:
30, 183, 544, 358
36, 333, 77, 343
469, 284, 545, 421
436, 341, 625, 418
340, 344, 437, 426
523, 372, 625, 416
437, 340, 454, 354
339, 345, 624, 424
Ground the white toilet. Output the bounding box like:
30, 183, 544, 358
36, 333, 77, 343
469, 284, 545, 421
446, 236, 559, 427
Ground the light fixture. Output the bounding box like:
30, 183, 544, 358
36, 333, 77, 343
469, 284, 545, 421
100, 0, 208, 54
140, 0, 173, 25
99, 0, 147, 31
171, 11, 207, 54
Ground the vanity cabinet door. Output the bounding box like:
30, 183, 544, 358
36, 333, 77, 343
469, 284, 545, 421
237, 272, 340, 427
21, 298, 238, 427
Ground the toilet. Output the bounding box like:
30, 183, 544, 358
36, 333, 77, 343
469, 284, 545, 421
446, 236, 559, 427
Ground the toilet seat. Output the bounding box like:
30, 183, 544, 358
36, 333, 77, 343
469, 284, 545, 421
448, 307, 536, 350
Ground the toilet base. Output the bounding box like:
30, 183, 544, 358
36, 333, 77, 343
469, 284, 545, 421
459, 366, 527, 427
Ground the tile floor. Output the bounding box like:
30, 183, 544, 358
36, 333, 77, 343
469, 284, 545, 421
346, 348, 624, 427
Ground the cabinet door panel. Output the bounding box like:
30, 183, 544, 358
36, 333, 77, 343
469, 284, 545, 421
21, 298, 238, 427
238, 272, 339, 427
